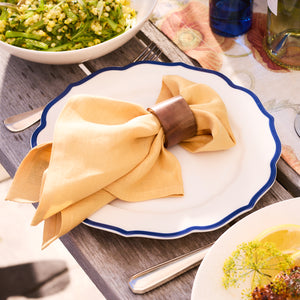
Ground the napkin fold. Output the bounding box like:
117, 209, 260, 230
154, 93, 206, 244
6, 75, 235, 249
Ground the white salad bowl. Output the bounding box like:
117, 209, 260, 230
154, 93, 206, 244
0, 0, 157, 64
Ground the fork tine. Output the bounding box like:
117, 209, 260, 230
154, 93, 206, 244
147, 45, 162, 61
133, 42, 162, 62
133, 42, 155, 62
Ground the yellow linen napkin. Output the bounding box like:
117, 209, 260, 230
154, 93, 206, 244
6, 75, 235, 249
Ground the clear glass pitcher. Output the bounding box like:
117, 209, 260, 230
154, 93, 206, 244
264, 0, 300, 70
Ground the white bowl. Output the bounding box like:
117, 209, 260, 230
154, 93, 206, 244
0, 0, 157, 65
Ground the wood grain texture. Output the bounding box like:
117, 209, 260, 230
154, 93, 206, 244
0, 55, 86, 177
140, 21, 199, 66
277, 159, 300, 197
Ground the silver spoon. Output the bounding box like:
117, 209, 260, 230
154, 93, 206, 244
4, 105, 45, 132
295, 113, 300, 137
128, 243, 212, 294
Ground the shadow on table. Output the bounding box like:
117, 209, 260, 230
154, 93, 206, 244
0, 260, 70, 300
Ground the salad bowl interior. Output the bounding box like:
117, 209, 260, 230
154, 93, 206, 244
0, 0, 157, 64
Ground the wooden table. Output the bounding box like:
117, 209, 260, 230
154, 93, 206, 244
0, 21, 299, 300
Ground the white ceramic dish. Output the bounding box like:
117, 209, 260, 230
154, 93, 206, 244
191, 197, 300, 300
0, 0, 157, 64
31, 61, 281, 239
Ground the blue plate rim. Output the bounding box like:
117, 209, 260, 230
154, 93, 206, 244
31, 61, 281, 239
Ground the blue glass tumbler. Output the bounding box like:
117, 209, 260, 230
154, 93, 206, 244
209, 0, 253, 37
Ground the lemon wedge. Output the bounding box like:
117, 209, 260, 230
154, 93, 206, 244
255, 224, 300, 254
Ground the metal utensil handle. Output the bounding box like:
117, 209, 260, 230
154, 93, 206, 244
128, 243, 212, 294
295, 113, 300, 137
4, 105, 45, 132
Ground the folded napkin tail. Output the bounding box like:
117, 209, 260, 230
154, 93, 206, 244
41, 190, 114, 249
5, 143, 51, 204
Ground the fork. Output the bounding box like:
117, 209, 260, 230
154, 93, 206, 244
3, 43, 162, 132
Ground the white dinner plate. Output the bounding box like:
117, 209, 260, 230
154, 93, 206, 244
191, 197, 300, 300
31, 61, 281, 239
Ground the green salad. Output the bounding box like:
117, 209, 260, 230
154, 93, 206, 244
0, 0, 136, 51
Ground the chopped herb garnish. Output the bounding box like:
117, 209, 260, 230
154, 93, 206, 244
223, 240, 293, 299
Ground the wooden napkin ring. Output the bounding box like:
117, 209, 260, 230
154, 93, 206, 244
147, 96, 197, 148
